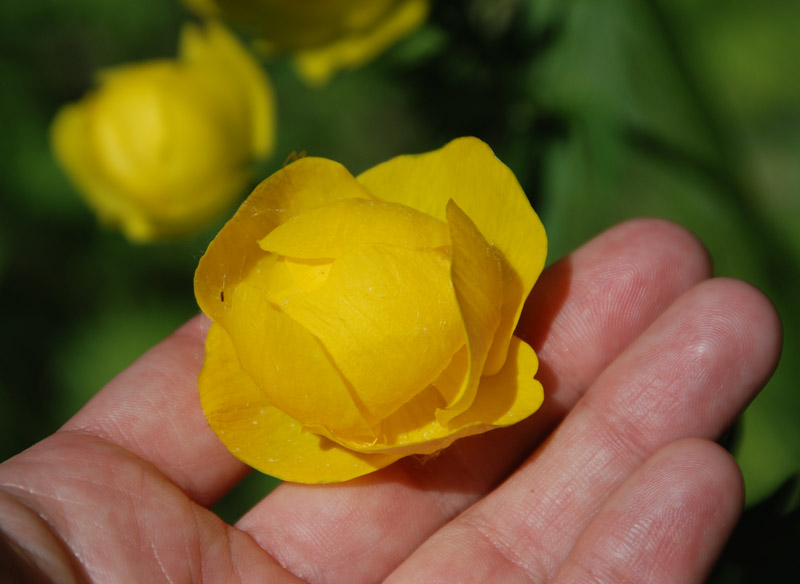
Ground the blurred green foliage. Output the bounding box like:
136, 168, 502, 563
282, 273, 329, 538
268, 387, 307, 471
1, 0, 798, 579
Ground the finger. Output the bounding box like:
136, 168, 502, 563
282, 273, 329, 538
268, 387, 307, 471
0, 431, 303, 584
60, 314, 250, 506
385, 278, 780, 583
235, 219, 712, 583
552, 439, 743, 584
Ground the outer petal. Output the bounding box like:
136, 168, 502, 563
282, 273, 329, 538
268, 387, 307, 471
330, 335, 543, 455
259, 198, 450, 259
436, 200, 503, 423
199, 322, 402, 483
448, 336, 543, 429
356, 137, 547, 375
195, 157, 373, 325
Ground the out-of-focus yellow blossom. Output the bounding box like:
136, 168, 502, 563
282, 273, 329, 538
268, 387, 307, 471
195, 137, 547, 483
182, 0, 430, 85
51, 22, 274, 242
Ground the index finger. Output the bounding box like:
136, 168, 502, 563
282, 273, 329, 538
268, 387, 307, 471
61, 314, 250, 506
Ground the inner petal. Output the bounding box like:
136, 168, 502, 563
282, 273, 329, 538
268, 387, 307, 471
279, 243, 465, 423
285, 257, 333, 291
431, 346, 468, 406
258, 197, 450, 259
227, 253, 375, 441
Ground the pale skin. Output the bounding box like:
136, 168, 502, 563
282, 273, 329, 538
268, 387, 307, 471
0, 219, 782, 583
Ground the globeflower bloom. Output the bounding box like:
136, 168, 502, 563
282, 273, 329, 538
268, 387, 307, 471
195, 137, 547, 483
51, 22, 274, 242
182, 0, 430, 85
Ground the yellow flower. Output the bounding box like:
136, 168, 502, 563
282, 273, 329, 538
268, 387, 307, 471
51, 22, 274, 242
195, 137, 547, 483
182, 0, 430, 85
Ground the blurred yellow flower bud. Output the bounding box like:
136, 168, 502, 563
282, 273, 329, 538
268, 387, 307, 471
195, 137, 548, 483
51, 22, 274, 242
183, 0, 430, 85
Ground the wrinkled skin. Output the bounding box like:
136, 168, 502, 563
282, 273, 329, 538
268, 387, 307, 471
0, 219, 781, 583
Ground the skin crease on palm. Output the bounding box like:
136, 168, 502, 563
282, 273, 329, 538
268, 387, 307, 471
0, 219, 782, 584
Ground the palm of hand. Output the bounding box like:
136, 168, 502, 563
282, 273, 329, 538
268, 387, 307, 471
0, 220, 781, 584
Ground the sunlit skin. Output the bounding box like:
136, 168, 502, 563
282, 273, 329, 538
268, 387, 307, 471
0, 219, 781, 583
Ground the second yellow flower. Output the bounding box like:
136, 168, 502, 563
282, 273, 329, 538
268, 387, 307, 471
51, 22, 274, 242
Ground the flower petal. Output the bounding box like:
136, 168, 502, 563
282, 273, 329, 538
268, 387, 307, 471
330, 334, 542, 455
199, 322, 402, 483
356, 137, 547, 374
224, 254, 376, 441
448, 335, 543, 429
436, 199, 503, 423
259, 197, 449, 259
50, 97, 141, 228
180, 21, 275, 157
89, 63, 252, 234
279, 243, 465, 424
293, 0, 430, 85
195, 157, 373, 324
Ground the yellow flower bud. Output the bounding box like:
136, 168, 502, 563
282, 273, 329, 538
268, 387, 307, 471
183, 0, 430, 85
195, 137, 548, 483
51, 22, 274, 242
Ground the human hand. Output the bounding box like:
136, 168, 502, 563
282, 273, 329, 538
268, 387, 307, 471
0, 219, 781, 583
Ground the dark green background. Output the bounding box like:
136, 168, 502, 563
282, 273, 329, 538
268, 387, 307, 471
1, 1, 798, 580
